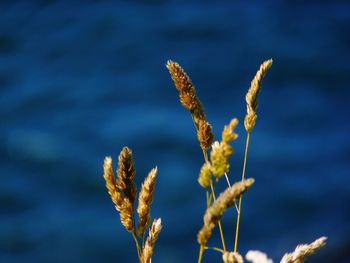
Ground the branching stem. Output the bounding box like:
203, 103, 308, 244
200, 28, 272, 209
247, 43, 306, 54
205, 246, 225, 254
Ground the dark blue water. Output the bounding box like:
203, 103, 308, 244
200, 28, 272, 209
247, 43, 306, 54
1, 1, 349, 262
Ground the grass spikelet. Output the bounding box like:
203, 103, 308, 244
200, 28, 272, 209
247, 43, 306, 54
117, 147, 137, 204
246, 250, 273, 263
119, 198, 134, 232
208, 118, 238, 180
222, 118, 239, 144
103, 157, 123, 211
142, 218, 162, 263
244, 59, 273, 133
137, 167, 158, 238
280, 237, 327, 263
197, 119, 214, 151
166, 60, 201, 111
103, 156, 134, 232
178, 87, 198, 111
210, 141, 230, 179
166, 60, 194, 92
198, 162, 212, 188
197, 178, 254, 246
166, 60, 214, 151
222, 252, 244, 263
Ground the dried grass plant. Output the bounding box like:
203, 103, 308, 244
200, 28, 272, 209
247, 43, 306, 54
101, 60, 327, 263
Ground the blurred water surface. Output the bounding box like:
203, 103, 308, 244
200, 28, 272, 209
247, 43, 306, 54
0, 1, 349, 262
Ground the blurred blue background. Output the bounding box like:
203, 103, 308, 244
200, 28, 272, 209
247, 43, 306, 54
1, 1, 349, 262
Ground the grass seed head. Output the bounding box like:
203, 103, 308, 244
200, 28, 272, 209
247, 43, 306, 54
137, 167, 158, 237
142, 218, 162, 263
210, 141, 230, 179
103, 157, 123, 211
117, 147, 137, 204
198, 162, 212, 188
244, 59, 273, 133
197, 120, 214, 151
222, 118, 239, 143
167, 60, 214, 151
222, 252, 244, 263
280, 237, 327, 263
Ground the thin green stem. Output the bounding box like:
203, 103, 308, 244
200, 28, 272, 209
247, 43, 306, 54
234, 132, 251, 252
224, 173, 239, 213
210, 181, 227, 252
206, 190, 210, 208
205, 246, 225, 254
202, 149, 209, 165
224, 172, 231, 187
207, 193, 213, 206
198, 245, 205, 263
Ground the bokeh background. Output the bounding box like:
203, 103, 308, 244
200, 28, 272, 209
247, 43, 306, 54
1, 1, 349, 262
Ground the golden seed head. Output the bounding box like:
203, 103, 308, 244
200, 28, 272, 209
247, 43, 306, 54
222, 118, 239, 143
119, 198, 134, 232
137, 167, 158, 237
197, 179, 255, 246
197, 120, 214, 151
244, 59, 273, 133
222, 252, 243, 263
210, 141, 229, 179
103, 147, 144, 233
280, 237, 327, 263
103, 156, 115, 192
116, 147, 137, 204
209, 118, 239, 180
166, 59, 214, 152
103, 156, 123, 211
244, 112, 257, 133
142, 218, 162, 263
167, 60, 205, 117
166, 60, 193, 92
198, 162, 212, 188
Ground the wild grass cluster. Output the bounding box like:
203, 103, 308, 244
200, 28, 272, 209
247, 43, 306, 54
102, 59, 327, 263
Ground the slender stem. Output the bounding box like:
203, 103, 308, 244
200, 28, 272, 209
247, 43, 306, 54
202, 149, 210, 165
205, 246, 225, 254
210, 182, 227, 252
225, 172, 239, 213
206, 190, 210, 208
197, 149, 211, 263
224, 173, 231, 187
198, 245, 205, 263
203, 149, 227, 252
132, 231, 142, 262
234, 199, 242, 253
234, 132, 251, 252
208, 194, 213, 206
